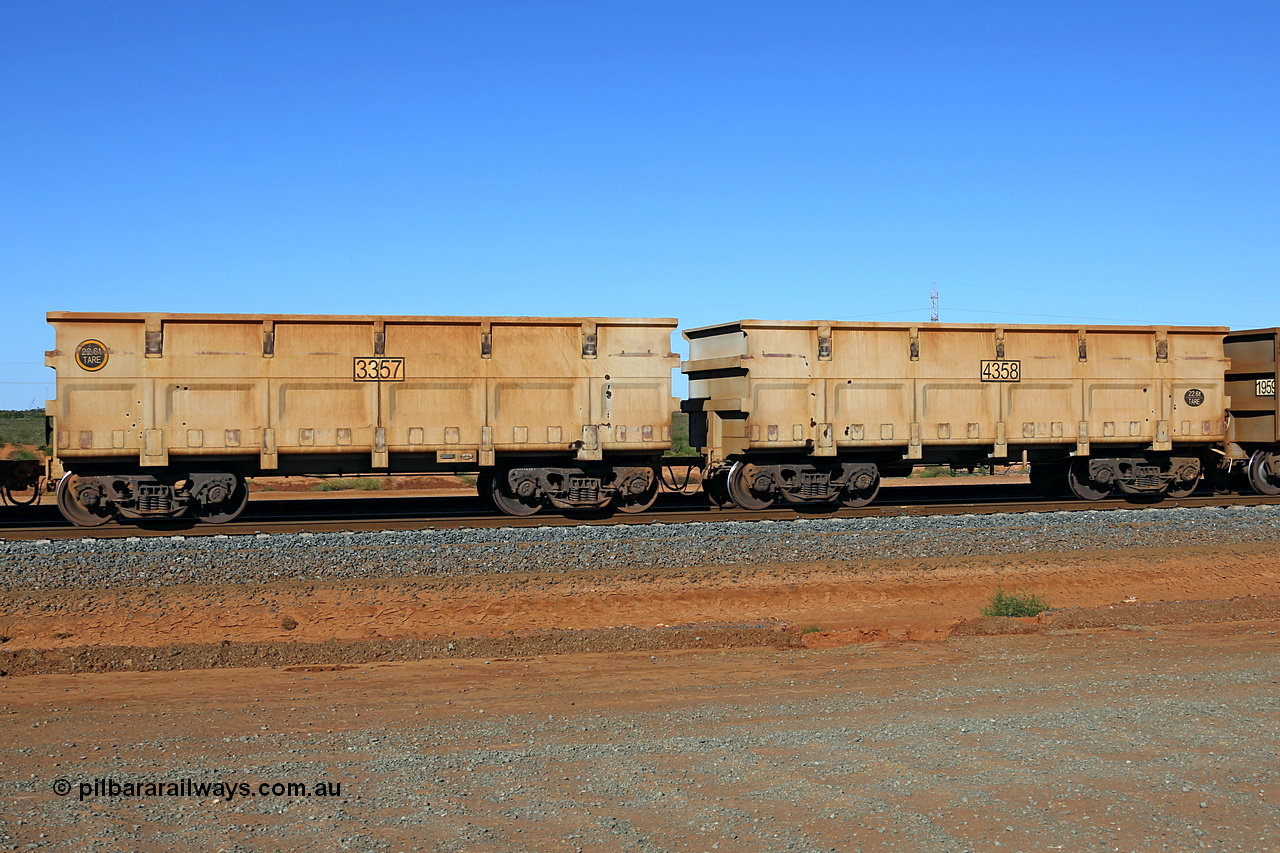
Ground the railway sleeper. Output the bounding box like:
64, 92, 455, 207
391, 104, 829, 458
56, 471, 249, 526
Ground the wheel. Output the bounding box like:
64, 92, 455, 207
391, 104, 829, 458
1028, 463, 1067, 499
192, 475, 249, 524
1067, 459, 1110, 501
1165, 478, 1199, 499
488, 471, 542, 517
726, 461, 775, 511
613, 481, 659, 514
840, 471, 881, 508
704, 468, 735, 508
56, 473, 114, 527
1247, 450, 1280, 495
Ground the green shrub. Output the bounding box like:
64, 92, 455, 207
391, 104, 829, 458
981, 587, 1050, 618
801, 625, 823, 635
7, 448, 37, 461
665, 411, 696, 456
0, 408, 45, 447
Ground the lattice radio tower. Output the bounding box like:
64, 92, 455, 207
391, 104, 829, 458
930, 283, 939, 322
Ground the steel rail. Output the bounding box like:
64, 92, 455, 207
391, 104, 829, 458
3, 486, 1280, 541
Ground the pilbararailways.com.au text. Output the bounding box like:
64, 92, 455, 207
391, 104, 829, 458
52, 777, 344, 801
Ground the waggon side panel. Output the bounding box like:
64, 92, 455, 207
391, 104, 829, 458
594, 324, 677, 447
48, 313, 678, 470
47, 318, 155, 460
382, 321, 488, 452
683, 320, 1229, 461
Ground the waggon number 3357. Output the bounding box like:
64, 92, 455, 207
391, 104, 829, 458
352, 357, 405, 381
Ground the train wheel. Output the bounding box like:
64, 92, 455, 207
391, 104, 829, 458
840, 473, 881, 508
726, 462, 775, 511
1067, 460, 1110, 501
192, 475, 249, 524
1247, 450, 1280, 495
56, 474, 114, 527
1165, 477, 1199, 499
614, 482, 659, 514
704, 469, 735, 508
488, 472, 542, 517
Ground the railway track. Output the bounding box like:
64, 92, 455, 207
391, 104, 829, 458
4, 482, 1280, 541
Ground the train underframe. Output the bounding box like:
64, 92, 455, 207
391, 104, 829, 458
55, 468, 251, 527
46, 444, 1280, 526
701, 443, 1277, 509
1027, 452, 1205, 500
479, 458, 661, 517
1032, 446, 1280, 500
52, 452, 666, 526
703, 455, 899, 511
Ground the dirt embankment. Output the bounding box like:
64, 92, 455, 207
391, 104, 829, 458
3, 541, 1277, 676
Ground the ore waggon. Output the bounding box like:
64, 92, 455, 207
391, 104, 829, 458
30, 312, 1280, 526
43, 312, 680, 526
681, 320, 1243, 507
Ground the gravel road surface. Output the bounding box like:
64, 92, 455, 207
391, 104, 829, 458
4, 620, 1279, 852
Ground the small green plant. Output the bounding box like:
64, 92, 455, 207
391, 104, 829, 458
664, 411, 696, 456
801, 625, 823, 635
981, 587, 1050, 618
52, 631, 74, 640
457, 474, 477, 487
312, 477, 385, 492
8, 448, 37, 461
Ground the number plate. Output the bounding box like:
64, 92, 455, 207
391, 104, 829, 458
1259, 378, 1277, 397
979, 360, 1021, 382
353, 357, 405, 382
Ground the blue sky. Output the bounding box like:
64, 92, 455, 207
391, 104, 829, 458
2, 1, 1278, 407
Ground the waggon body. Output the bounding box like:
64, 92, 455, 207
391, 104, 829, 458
45, 312, 680, 523
682, 320, 1233, 507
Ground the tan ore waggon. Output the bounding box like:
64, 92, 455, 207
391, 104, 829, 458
46, 312, 679, 525
682, 319, 1240, 508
